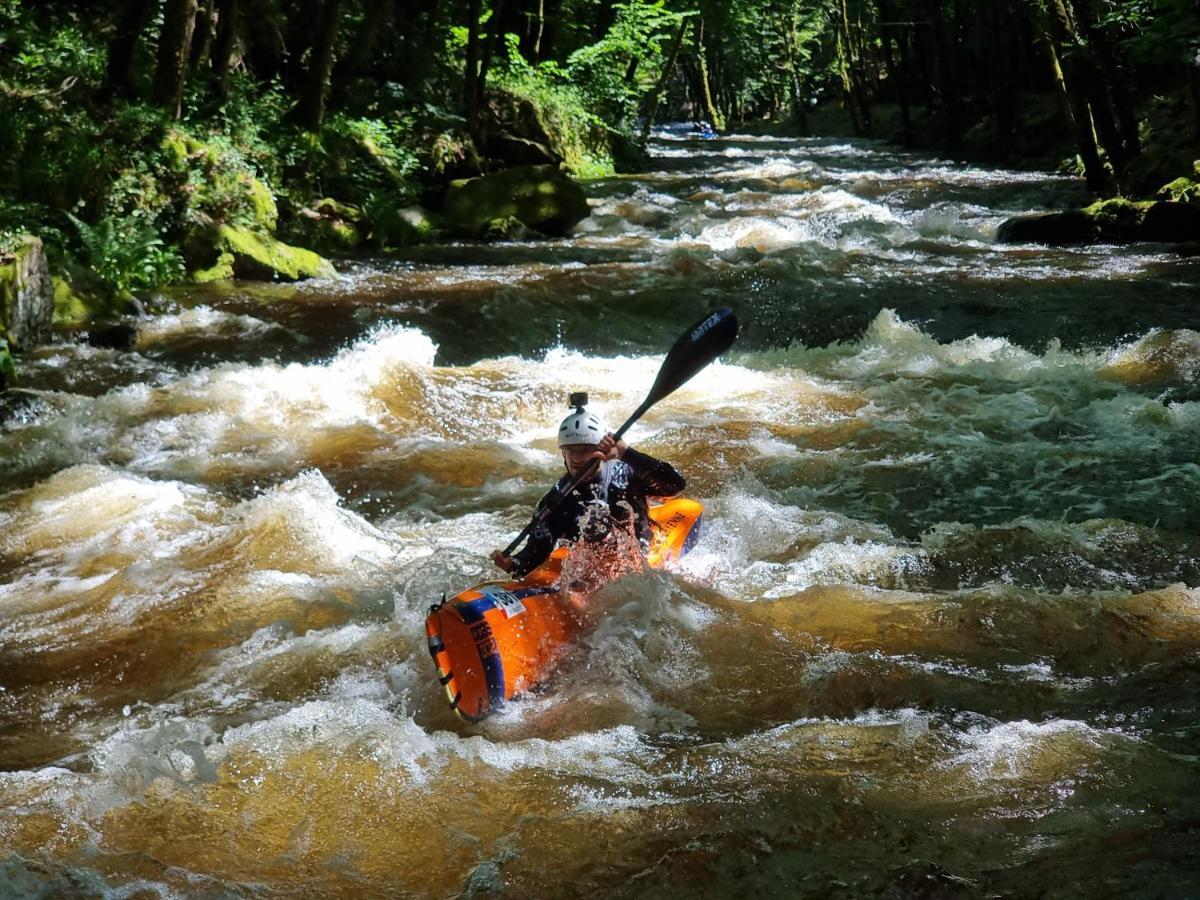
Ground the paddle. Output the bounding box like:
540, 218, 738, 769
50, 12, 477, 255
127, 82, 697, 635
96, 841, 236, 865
502, 307, 739, 556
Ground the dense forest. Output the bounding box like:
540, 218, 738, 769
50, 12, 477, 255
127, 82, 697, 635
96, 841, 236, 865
1, 0, 1198, 355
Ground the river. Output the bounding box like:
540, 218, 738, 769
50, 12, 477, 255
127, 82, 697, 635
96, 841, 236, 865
2, 129, 1200, 897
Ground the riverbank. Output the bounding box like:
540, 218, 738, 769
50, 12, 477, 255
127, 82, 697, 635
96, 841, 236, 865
797, 89, 1200, 200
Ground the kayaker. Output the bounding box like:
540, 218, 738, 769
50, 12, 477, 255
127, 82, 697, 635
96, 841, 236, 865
490, 393, 686, 577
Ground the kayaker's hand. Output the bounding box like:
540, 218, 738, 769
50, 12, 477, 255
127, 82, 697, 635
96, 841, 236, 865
594, 433, 626, 463
490, 550, 516, 573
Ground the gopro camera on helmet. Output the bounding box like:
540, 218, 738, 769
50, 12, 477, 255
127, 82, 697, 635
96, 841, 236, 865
569, 391, 588, 411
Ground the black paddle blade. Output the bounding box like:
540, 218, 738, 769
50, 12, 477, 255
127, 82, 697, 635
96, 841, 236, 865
646, 307, 739, 408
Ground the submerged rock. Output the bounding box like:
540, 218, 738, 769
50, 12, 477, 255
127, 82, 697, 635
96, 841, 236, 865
997, 199, 1200, 245
441, 165, 590, 239
0, 235, 53, 350
86, 321, 140, 351
187, 225, 336, 282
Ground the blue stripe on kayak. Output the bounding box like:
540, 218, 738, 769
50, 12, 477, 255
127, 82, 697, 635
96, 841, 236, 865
455, 597, 494, 622
512, 585, 559, 600
682, 515, 703, 556
482, 651, 504, 709
451, 595, 506, 712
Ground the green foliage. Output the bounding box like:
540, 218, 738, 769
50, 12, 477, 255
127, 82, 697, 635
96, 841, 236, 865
494, 39, 616, 177
66, 213, 184, 296
0, 337, 15, 389
1103, 0, 1200, 64
563, 1, 686, 124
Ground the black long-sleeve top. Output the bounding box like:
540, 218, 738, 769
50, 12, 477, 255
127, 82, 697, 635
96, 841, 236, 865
510, 448, 686, 577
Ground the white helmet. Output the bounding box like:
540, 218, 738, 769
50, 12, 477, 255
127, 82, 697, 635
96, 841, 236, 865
557, 392, 606, 446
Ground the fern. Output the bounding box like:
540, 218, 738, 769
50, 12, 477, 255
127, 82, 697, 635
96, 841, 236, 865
67, 213, 184, 295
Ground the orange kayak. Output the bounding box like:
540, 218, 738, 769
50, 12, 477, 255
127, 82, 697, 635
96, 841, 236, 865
425, 497, 704, 721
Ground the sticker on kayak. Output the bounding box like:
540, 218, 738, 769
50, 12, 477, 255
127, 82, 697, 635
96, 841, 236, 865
479, 585, 526, 618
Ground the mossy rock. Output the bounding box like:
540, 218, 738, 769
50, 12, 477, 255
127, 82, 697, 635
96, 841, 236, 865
0, 236, 53, 350
441, 165, 590, 239
50, 265, 137, 326
1082, 198, 1153, 242
281, 199, 366, 254
998, 199, 1200, 245
995, 210, 1098, 245
1158, 177, 1200, 204
0, 337, 15, 390
368, 204, 438, 249
160, 129, 279, 233
189, 225, 335, 283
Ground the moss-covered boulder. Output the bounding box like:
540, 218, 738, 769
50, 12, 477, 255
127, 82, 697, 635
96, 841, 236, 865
368, 204, 439, 249
188, 225, 336, 283
482, 90, 564, 168
995, 210, 1098, 245
51, 266, 135, 326
0, 236, 53, 350
282, 198, 367, 254
160, 130, 279, 232
0, 338, 15, 390
441, 165, 590, 239
997, 199, 1200, 245
1158, 177, 1200, 204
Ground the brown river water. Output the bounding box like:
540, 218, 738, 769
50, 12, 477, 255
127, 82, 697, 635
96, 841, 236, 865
2, 129, 1200, 897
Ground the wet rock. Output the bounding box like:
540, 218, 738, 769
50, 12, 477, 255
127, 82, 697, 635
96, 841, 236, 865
86, 321, 140, 351
0, 338, 15, 390
441, 165, 590, 239
0, 387, 44, 425
187, 225, 336, 282
285, 197, 366, 253
886, 861, 975, 899
1141, 201, 1200, 241
369, 204, 439, 249
482, 89, 564, 169
996, 200, 1200, 245
51, 266, 136, 326
1157, 176, 1200, 204
995, 210, 1098, 245
0, 235, 53, 350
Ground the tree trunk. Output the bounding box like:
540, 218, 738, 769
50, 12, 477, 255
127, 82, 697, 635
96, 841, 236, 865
695, 19, 723, 131
240, 0, 286, 82
155, 0, 200, 119
1033, 0, 1108, 192
876, 0, 911, 143
536, 0, 562, 62
331, 1, 391, 106
295, 0, 343, 131
476, 0, 507, 141
465, 0, 483, 130
1191, 56, 1200, 141
780, 13, 808, 134
190, 0, 217, 69
927, 0, 961, 148
642, 18, 688, 138
592, 0, 617, 41
106, 0, 157, 98
840, 0, 871, 132
211, 0, 240, 99
1070, 0, 1140, 159
835, 27, 863, 135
